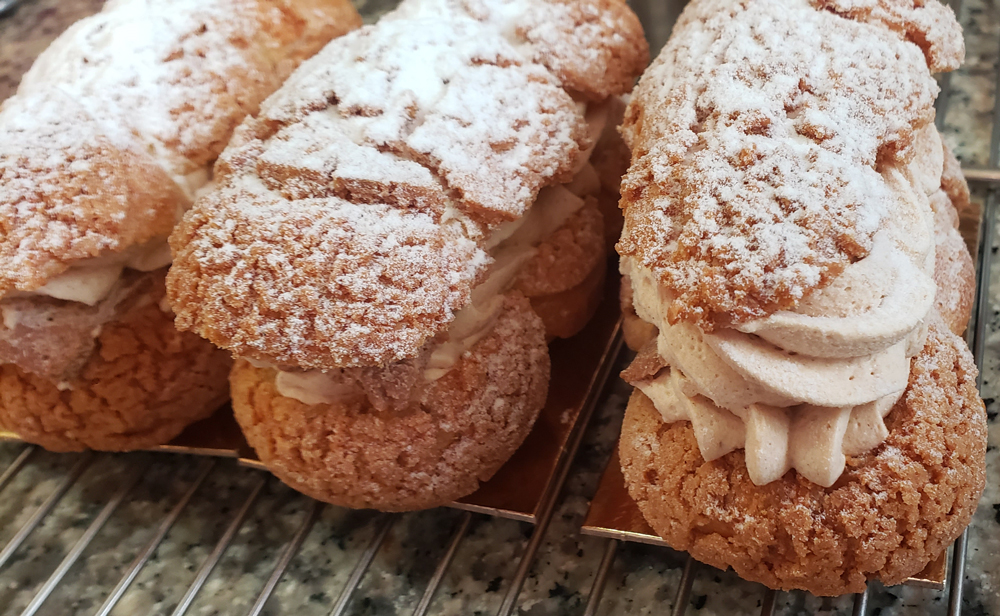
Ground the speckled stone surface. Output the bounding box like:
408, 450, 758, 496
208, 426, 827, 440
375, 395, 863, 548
0, 0, 997, 615
0, 0, 104, 99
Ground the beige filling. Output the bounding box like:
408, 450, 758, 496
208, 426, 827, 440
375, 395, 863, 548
636, 367, 901, 487
626, 124, 943, 487
7, 238, 173, 306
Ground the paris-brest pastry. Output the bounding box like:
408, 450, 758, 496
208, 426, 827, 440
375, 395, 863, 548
167, 0, 648, 510
615, 0, 987, 596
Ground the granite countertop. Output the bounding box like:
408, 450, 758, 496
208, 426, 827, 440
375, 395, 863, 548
0, 0, 998, 615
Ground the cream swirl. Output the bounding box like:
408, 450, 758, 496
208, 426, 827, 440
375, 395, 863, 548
625, 126, 942, 487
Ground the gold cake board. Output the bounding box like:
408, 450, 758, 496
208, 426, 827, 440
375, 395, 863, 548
581, 447, 948, 591
0, 263, 624, 525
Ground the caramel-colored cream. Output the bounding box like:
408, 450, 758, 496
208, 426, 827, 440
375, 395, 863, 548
624, 125, 943, 487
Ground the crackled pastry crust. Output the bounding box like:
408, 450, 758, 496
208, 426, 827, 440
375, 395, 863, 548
231, 295, 549, 511
617, 0, 963, 330
0, 93, 183, 294
168, 0, 648, 371
527, 257, 607, 341
499, 0, 646, 102
516, 201, 605, 298
942, 141, 972, 216
620, 129, 977, 348
620, 237, 976, 346
934, 141, 975, 334
0, 0, 361, 294
0, 277, 232, 452
932, 193, 975, 335
620, 322, 986, 596
396, 0, 648, 103
0, 0, 359, 452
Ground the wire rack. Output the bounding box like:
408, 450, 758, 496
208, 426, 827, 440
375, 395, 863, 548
0, 0, 997, 615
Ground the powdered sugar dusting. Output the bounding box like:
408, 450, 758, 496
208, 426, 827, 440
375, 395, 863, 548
0, 90, 183, 293
406, 61, 583, 220
386, 0, 649, 101
170, 178, 484, 369
249, 14, 587, 226
170, 0, 647, 369
0, 0, 360, 293
815, 0, 965, 72
617, 0, 961, 328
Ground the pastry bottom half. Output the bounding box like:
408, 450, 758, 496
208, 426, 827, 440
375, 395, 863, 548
527, 256, 607, 341
231, 294, 550, 512
516, 200, 607, 341
0, 277, 232, 452
619, 323, 987, 596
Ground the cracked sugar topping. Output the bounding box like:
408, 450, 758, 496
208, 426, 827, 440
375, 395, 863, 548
18, 0, 258, 179
617, 0, 962, 329
170, 178, 485, 372
0, 0, 360, 294
238, 15, 588, 227
387, 0, 649, 101
0, 90, 184, 294
17, 0, 358, 179
168, 0, 648, 370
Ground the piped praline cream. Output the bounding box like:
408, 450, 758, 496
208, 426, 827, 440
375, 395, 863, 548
625, 125, 943, 487
0, 175, 214, 308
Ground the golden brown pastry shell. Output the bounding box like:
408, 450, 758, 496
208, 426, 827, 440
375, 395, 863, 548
231, 294, 550, 511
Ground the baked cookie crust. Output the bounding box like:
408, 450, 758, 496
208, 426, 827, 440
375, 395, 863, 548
168, 0, 648, 372
617, 0, 962, 330
934, 141, 976, 334
515, 201, 606, 339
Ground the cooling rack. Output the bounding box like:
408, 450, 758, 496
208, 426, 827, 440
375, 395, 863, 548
0, 0, 997, 615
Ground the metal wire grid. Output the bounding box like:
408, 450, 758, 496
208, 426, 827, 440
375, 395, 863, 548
0, 0, 996, 615
0, 1, 23, 17
0, 330, 622, 616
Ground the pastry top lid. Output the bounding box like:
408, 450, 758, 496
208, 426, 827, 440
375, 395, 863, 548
617, 0, 963, 330
167, 0, 648, 370
17, 0, 359, 179
0, 89, 183, 295
0, 0, 360, 295
386, 0, 649, 102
